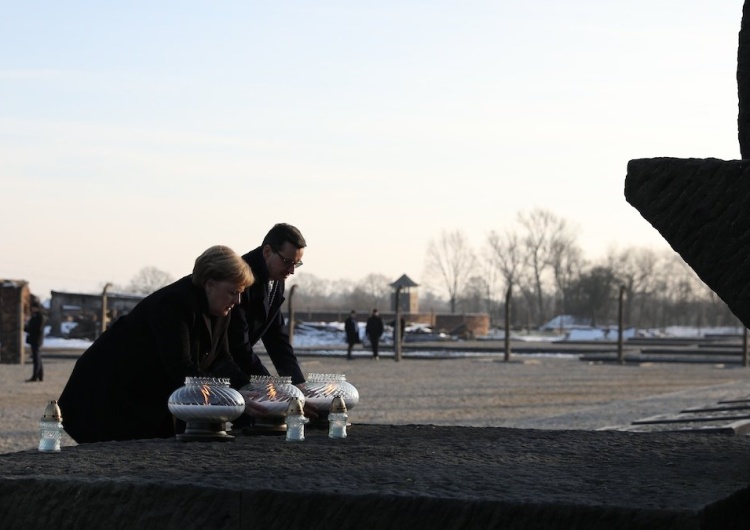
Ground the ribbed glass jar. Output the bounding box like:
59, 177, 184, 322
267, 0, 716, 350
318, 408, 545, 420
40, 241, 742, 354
168, 377, 245, 423
301, 373, 359, 416
239, 375, 305, 417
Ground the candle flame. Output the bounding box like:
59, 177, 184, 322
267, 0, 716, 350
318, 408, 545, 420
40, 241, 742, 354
200, 384, 211, 405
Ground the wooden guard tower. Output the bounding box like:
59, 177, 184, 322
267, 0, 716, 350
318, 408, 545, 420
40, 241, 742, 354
390, 274, 419, 313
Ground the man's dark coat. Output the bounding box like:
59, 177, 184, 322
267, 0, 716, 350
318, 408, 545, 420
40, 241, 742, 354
25, 310, 46, 348
366, 314, 384, 342
345, 316, 360, 345
229, 247, 305, 384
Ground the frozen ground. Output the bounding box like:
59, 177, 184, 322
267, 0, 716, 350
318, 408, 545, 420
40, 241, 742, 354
41, 323, 746, 352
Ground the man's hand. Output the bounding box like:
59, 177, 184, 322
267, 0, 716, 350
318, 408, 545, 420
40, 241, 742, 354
238, 389, 272, 416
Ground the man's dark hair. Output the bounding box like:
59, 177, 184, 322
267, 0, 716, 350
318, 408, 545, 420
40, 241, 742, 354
262, 223, 307, 250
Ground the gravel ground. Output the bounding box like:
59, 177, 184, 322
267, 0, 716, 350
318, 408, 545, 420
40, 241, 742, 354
2, 348, 750, 454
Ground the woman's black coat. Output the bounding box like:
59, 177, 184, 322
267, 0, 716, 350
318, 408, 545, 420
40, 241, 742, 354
58, 275, 248, 443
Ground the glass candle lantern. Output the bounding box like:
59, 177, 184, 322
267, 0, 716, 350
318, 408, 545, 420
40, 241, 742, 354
328, 396, 348, 439
302, 373, 359, 418
239, 375, 305, 417
285, 398, 309, 442
168, 377, 245, 441
38, 400, 63, 452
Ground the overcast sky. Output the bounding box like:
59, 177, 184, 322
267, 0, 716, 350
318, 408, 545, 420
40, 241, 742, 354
1, 0, 744, 299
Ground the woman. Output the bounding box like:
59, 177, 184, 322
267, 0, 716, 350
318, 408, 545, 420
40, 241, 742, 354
58, 245, 255, 443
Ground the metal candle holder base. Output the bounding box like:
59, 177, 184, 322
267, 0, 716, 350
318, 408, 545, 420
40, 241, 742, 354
177, 421, 235, 442
239, 416, 288, 436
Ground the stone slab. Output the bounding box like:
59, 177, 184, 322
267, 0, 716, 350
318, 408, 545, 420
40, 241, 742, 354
1, 424, 749, 529
624, 157, 750, 329
681, 404, 750, 413
579, 353, 744, 364
632, 410, 750, 425
609, 419, 750, 435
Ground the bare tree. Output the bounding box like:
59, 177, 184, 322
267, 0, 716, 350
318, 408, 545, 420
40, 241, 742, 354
487, 229, 524, 293
356, 273, 392, 309
549, 235, 584, 320
419, 288, 451, 313
605, 247, 650, 327
567, 265, 619, 326
517, 209, 573, 326
461, 275, 490, 313
486, 229, 526, 326
287, 273, 338, 309
126, 266, 174, 295
424, 229, 477, 313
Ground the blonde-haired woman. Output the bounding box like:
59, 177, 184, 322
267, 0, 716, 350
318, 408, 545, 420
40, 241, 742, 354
59, 245, 255, 443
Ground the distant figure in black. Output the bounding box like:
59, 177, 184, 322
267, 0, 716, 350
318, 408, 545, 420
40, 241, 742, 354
365, 308, 384, 360
25, 296, 46, 382
344, 310, 360, 360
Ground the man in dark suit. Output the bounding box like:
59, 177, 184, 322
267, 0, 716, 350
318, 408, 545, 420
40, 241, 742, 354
229, 223, 307, 385
365, 308, 384, 360
344, 310, 360, 360
25, 296, 46, 382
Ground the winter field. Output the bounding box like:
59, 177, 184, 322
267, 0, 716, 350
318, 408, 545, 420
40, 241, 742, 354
42, 320, 747, 357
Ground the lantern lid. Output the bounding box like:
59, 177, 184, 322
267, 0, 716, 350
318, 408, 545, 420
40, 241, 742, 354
286, 398, 304, 416
41, 400, 62, 421
329, 395, 347, 414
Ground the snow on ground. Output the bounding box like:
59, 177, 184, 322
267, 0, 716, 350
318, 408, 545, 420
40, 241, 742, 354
41, 323, 746, 352
44, 337, 95, 349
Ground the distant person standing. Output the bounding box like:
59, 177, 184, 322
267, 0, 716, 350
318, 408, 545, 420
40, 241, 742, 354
344, 310, 360, 360
25, 296, 46, 382
365, 308, 384, 360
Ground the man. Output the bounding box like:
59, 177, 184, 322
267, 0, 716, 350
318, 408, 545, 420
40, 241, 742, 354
344, 310, 360, 360
229, 223, 307, 386
365, 308, 384, 360
25, 296, 46, 382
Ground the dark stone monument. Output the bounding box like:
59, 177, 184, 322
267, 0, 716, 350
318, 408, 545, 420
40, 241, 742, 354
625, 2, 750, 327
1, 425, 750, 529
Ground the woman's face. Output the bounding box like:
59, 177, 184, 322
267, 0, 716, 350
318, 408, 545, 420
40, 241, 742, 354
205, 280, 243, 317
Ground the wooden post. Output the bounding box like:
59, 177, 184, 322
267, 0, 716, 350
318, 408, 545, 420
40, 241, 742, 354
17, 285, 26, 365
395, 286, 402, 362
288, 285, 297, 346
504, 284, 512, 362
100, 283, 112, 338
617, 285, 625, 365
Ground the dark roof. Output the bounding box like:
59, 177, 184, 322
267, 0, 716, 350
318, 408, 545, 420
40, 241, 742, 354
51, 290, 145, 301
390, 274, 419, 288
1, 279, 29, 288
